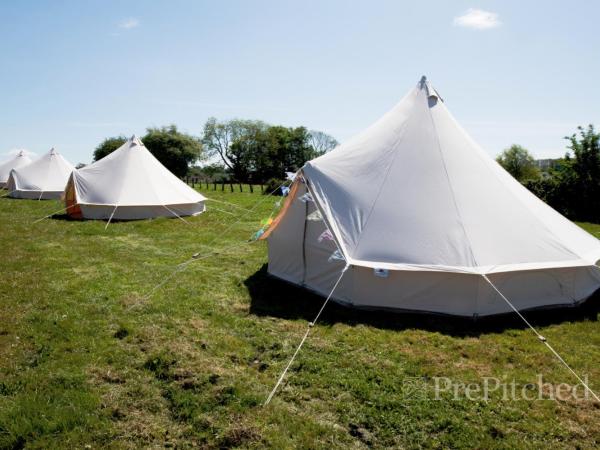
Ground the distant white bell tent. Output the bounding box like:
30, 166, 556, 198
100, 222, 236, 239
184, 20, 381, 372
7, 148, 74, 200
263, 77, 600, 317
64, 135, 206, 220
0, 150, 33, 188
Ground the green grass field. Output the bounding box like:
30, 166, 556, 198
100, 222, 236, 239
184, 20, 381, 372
1, 188, 599, 449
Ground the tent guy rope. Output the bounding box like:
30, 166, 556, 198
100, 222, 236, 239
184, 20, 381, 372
143, 240, 255, 300
141, 180, 292, 300
264, 263, 350, 406
162, 204, 191, 225
104, 205, 119, 230
31, 204, 71, 224
1, 190, 16, 198
482, 274, 600, 402
205, 196, 255, 213
206, 206, 236, 216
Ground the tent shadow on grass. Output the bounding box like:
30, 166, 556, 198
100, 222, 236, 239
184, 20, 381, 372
245, 264, 600, 337
51, 213, 132, 223
51, 213, 84, 221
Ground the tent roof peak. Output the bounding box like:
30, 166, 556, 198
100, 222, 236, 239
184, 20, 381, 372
129, 135, 144, 148
418, 75, 442, 102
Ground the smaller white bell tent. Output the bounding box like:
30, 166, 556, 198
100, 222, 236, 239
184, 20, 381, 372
0, 150, 32, 188
64, 135, 206, 220
7, 148, 74, 199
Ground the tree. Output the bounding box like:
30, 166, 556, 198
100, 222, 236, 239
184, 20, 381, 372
496, 145, 540, 182
518, 125, 600, 222
93, 136, 127, 161
93, 126, 203, 178
202, 118, 330, 183
308, 130, 339, 155
562, 125, 600, 222
190, 163, 228, 182
227, 125, 316, 183
142, 125, 203, 178
202, 117, 268, 175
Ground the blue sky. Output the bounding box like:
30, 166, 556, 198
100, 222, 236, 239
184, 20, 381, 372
1, 1, 598, 164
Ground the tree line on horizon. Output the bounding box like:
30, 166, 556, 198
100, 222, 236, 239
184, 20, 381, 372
92, 119, 338, 187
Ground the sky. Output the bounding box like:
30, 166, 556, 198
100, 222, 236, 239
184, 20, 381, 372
1, 0, 599, 164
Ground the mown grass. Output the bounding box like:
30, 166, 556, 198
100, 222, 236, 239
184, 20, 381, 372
0, 188, 599, 449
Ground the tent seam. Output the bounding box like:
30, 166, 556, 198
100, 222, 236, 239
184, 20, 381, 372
426, 98, 480, 268
446, 111, 583, 262
139, 145, 166, 206
349, 91, 418, 258
39, 153, 54, 196
301, 195, 308, 286
112, 146, 135, 209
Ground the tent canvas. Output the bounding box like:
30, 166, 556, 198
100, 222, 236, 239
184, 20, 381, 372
64, 135, 206, 220
0, 150, 32, 188
265, 77, 600, 317
7, 148, 74, 200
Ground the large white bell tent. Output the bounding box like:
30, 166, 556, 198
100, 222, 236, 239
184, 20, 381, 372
263, 77, 600, 317
7, 148, 74, 200
64, 135, 206, 220
0, 150, 33, 188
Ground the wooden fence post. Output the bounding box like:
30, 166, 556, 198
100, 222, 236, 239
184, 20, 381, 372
249, 184, 254, 193
221, 181, 225, 191
230, 183, 234, 192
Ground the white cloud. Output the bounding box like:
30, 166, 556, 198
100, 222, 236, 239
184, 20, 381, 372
453, 9, 501, 30
118, 18, 140, 29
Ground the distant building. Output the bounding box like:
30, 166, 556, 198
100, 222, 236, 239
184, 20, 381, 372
535, 158, 559, 170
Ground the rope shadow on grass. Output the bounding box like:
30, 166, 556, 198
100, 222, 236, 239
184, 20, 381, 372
245, 264, 600, 337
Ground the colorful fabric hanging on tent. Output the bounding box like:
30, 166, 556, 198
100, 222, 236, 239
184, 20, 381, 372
328, 249, 345, 263
261, 217, 274, 227
281, 186, 290, 196
299, 193, 313, 203
307, 210, 322, 221
318, 229, 334, 243
252, 229, 265, 241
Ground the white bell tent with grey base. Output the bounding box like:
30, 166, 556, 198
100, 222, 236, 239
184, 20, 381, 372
64, 135, 206, 221
7, 148, 74, 200
0, 150, 32, 188
262, 77, 600, 318
262, 77, 600, 406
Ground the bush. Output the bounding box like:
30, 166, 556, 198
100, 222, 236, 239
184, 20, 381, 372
264, 178, 286, 195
